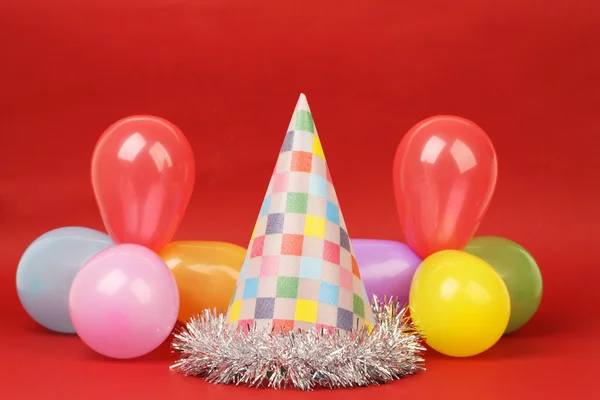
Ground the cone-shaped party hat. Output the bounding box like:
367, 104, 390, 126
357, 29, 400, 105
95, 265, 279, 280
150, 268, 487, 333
171, 94, 425, 390
225, 94, 375, 333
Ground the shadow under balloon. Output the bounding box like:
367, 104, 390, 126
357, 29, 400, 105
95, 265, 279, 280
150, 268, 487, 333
506, 316, 572, 339
24, 322, 77, 338
80, 333, 178, 363
423, 330, 557, 362
25, 320, 186, 363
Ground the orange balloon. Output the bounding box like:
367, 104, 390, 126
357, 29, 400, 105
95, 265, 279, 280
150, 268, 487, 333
158, 241, 246, 323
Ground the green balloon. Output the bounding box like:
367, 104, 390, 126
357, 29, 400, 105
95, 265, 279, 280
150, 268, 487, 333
464, 236, 543, 334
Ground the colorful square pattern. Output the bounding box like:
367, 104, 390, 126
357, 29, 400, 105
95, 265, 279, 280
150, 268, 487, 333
225, 94, 374, 334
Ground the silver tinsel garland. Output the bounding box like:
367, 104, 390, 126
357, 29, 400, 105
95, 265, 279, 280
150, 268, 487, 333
170, 297, 426, 390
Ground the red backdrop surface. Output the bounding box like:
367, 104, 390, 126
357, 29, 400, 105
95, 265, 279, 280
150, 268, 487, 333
1, 0, 599, 398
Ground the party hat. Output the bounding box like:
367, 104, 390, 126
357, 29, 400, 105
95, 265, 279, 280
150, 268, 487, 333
171, 94, 425, 390
225, 94, 375, 333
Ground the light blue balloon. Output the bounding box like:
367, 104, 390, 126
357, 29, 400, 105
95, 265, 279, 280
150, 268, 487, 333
16, 227, 114, 333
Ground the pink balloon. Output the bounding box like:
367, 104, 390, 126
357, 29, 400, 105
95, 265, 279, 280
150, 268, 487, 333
69, 244, 179, 359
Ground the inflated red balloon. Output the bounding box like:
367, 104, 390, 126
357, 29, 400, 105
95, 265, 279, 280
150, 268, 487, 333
92, 116, 195, 252
393, 116, 497, 259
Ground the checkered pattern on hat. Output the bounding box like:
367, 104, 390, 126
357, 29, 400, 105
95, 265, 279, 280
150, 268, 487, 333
226, 94, 374, 334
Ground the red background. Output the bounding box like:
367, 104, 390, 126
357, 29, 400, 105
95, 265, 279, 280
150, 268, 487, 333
2, 0, 599, 398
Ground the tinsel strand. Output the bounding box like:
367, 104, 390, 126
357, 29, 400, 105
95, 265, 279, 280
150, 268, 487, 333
170, 296, 426, 390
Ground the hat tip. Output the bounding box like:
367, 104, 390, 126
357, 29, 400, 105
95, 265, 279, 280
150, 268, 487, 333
295, 93, 309, 110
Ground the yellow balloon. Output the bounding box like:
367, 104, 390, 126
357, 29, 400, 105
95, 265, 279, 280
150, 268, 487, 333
158, 241, 246, 323
409, 249, 510, 357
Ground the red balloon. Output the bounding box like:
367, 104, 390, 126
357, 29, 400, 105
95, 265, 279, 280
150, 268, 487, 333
393, 116, 497, 259
91, 116, 195, 252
